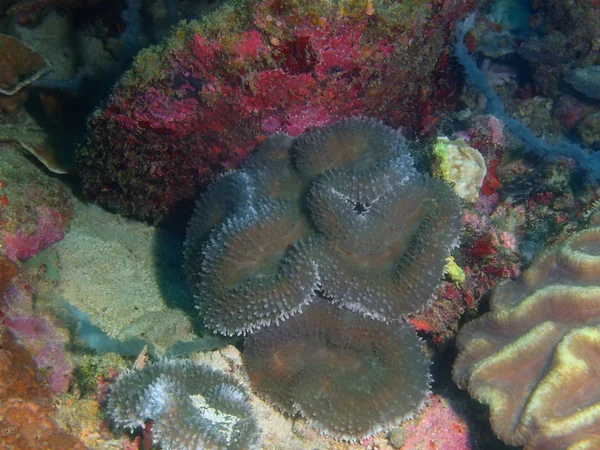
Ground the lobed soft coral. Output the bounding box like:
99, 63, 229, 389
185, 118, 461, 441
184, 117, 463, 335
243, 298, 431, 442
107, 359, 260, 450
0, 34, 49, 120
453, 225, 600, 449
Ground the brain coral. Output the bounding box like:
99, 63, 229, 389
107, 359, 260, 450
243, 298, 431, 441
184, 117, 463, 335
453, 226, 600, 449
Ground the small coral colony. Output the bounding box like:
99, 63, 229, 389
3, 0, 600, 449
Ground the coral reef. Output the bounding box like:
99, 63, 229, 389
184, 117, 463, 335
578, 110, 600, 148
0, 0, 106, 17
457, 0, 600, 179
407, 116, 520, 343
0, 148, 74, 392
453, 225, 600, 449
455, 13, 600, 181
0, 325, 86, 450
520, 0, 599, 98
243, 298, 431, 442
107, 359, 261, 450
79, 0, 476, 222
565, 66, 600, 101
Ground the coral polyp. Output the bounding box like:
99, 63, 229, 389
184, 118, 462, 335
107, 359, 260, 450
243, 298, 431, 442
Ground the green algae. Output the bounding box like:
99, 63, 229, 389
73, 352, 128, 396
24, 247, 61, 282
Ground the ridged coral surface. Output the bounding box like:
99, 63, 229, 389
453, 226, 600, 449
78, 0, 474, 222
107, 359, 260, 450
243, 298, 431, 442
184, 117, 462, 335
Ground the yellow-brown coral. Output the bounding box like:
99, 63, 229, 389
432, 136, 486, 203
0, 34, 49, 95
453, 226, 600, 449
0, 34, 49, 120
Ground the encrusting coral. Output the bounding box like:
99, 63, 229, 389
453, 225, 600, 449
184, 117, 462, 441
79, 0, 475, 222
107, 359, 260, 450
0, 326, 86, 450
432, 136, 487, 203
243, 298, 431, 442
184, 117, 463, 335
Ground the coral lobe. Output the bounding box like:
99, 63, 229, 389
185, 117, 462, 441
454, 226, 600, 449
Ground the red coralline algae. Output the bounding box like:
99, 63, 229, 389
2, 206, 66, 261
78, 0, 478, 222
396, 395, 472, 450
0, 148, 73, 261
461, 116, 505, 198
410, 282, 471, 344
1, 277, 73, 393
0, 326, 86, 450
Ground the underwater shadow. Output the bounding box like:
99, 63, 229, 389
152, 221, 235, 356
430, 338, 520, 450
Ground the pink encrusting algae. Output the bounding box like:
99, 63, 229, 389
2, 206, 66, 261
78, 0, 477, 222
1, 280, 72, 393
399, 395, 472, 450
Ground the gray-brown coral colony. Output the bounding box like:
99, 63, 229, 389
453, 226, 600, 449
184, 117, 463, 335
107, 359, 261, 450
244, 298, 433, 441
184, 117, 463, 441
